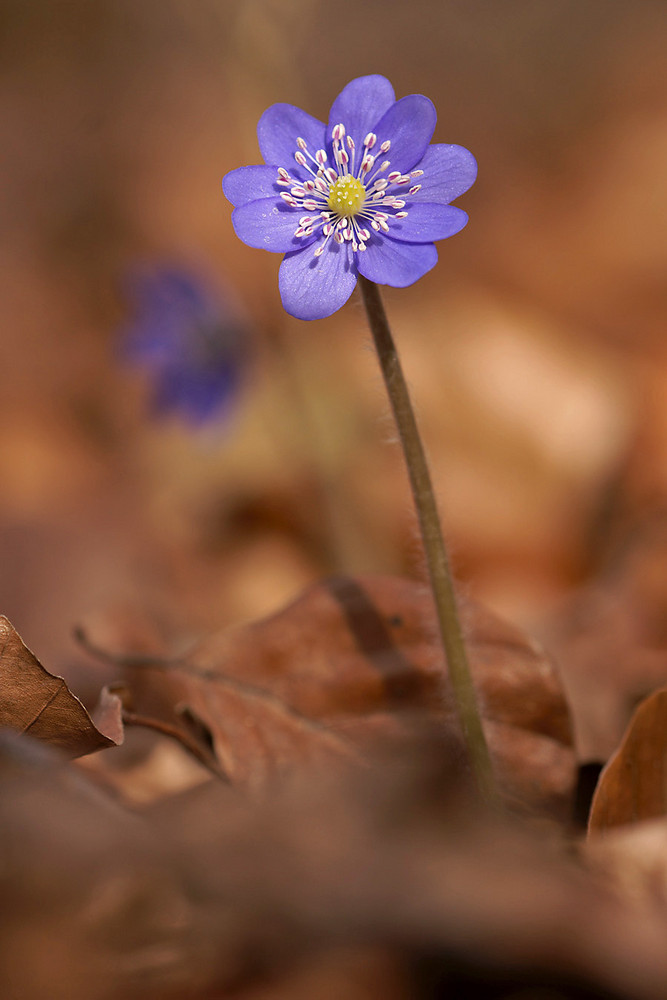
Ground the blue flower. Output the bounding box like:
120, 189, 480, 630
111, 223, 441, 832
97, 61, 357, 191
120, 266, 248, 426
222, 74, 477, 321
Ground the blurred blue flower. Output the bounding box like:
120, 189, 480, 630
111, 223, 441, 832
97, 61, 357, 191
120, 266, 248, 426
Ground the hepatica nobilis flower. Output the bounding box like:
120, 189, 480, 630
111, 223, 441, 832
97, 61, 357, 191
121, 266, 248, 426
222, 75, 477, 321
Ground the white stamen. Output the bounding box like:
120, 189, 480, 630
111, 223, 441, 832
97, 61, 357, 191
271, 119, 428, 267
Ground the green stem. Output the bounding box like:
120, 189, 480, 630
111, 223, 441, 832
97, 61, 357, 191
358, 275, 495, 800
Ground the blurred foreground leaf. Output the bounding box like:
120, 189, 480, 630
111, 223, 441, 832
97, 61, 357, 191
4, 730, 667, 999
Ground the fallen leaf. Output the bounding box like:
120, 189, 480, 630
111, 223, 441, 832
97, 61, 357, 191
0, 616, 121, 757
101, 575, 575, 820
589, 687, 667, 832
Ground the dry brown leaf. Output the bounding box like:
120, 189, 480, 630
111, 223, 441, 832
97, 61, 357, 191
0, 616, 121, 757
589, 687, 667, 833
108, 575, 575, 820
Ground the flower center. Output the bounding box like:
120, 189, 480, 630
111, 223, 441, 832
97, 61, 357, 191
277, 126, 421, 257
327, 175, 366, 217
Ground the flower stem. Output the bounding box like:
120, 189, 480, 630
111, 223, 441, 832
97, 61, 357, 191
358, 275, 495, 800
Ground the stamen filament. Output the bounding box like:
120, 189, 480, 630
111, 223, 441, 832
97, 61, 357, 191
277, 125, 419, 259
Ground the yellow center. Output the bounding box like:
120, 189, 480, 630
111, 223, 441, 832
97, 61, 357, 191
327, 175, 366, 217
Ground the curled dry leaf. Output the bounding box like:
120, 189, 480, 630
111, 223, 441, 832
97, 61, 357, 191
589, 687, 667, 833
111, 575, 575, 820
0, 616, 122, 757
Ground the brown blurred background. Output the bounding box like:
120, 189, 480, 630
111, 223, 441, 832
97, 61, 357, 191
1, 0, 666, 685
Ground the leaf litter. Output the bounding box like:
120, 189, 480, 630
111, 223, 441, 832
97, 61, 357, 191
5, 564, 667, 997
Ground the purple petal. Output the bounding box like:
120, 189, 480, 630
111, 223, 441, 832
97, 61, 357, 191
257, 103, 327, 175
371, 95, 437, 175
279, 241, 357, 320
223, 165, 281, 207
385, 203, 468, 243
356, 236, 437, 287
327, 75, 396, 152
232, 198, 315, 253
408, 144, 478, 204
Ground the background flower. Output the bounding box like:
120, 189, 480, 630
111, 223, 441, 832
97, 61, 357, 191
120, 265, 249, 426
223, 74, 477, 321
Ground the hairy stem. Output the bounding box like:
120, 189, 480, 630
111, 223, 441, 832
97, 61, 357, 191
358, 275, 495, 799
